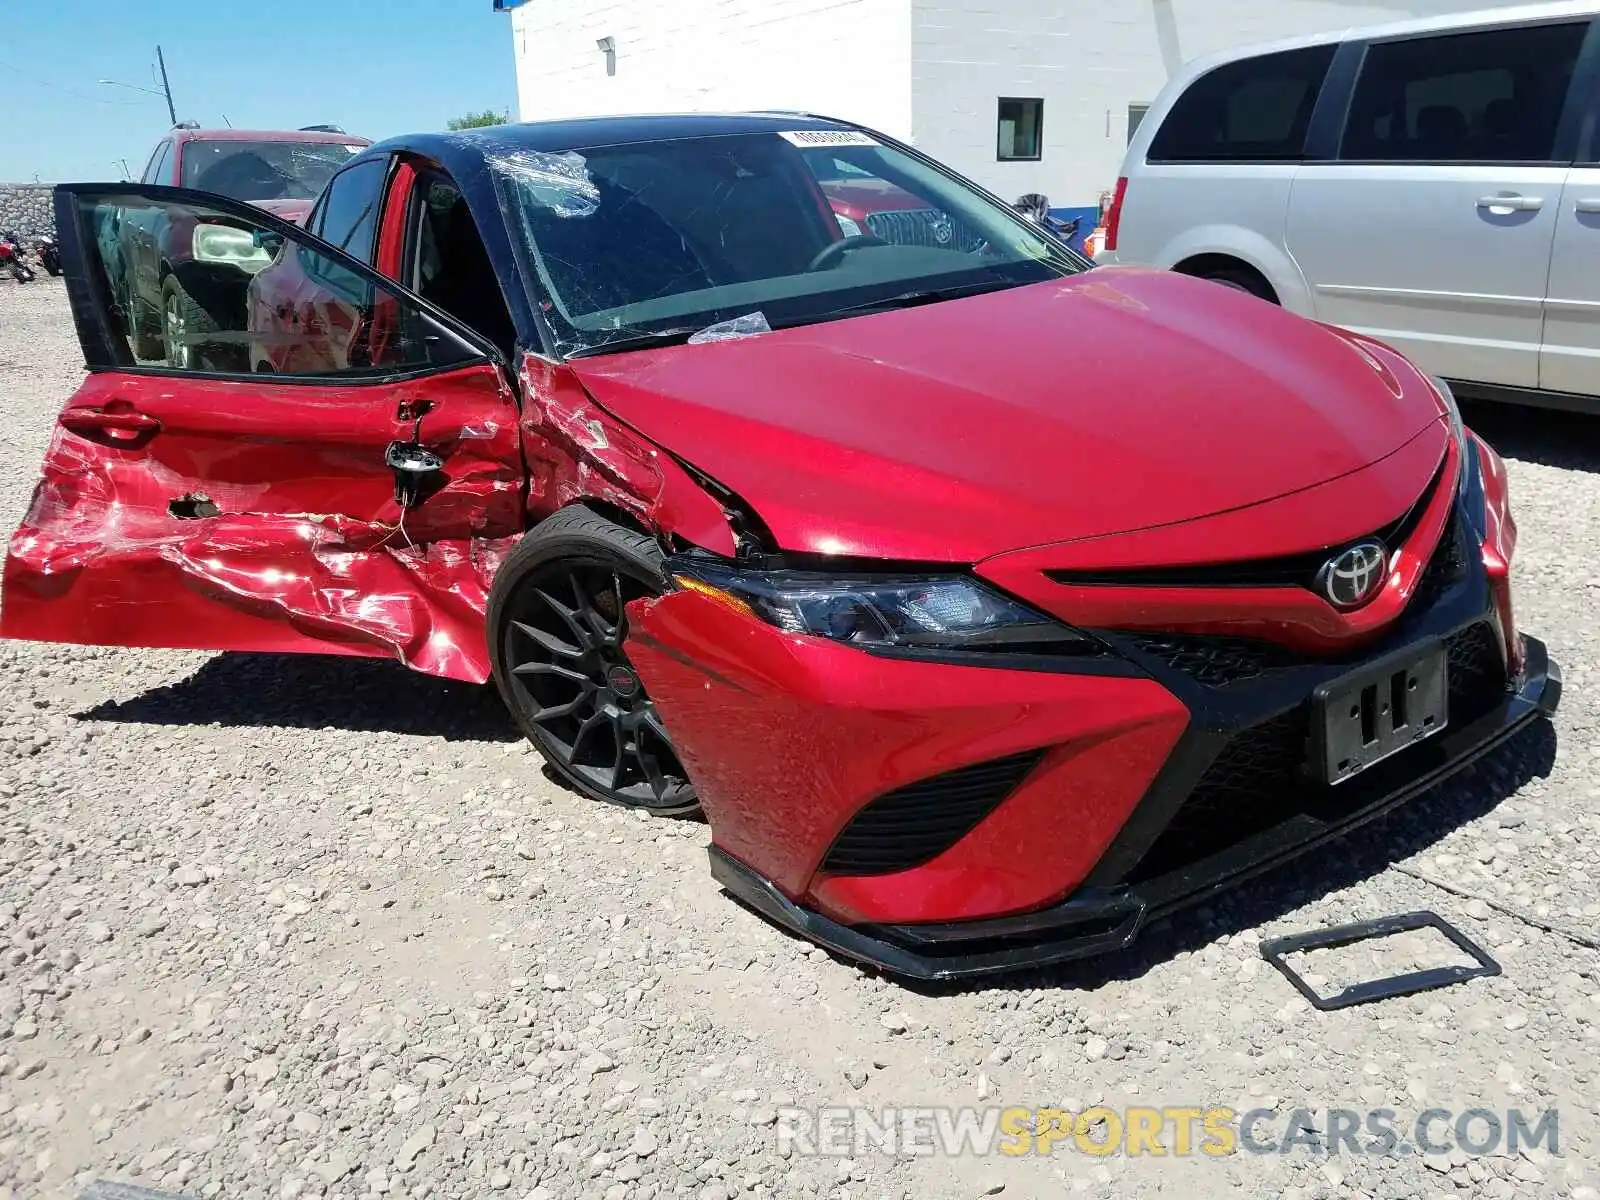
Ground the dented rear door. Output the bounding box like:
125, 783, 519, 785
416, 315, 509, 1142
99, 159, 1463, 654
1, 184, 525, 682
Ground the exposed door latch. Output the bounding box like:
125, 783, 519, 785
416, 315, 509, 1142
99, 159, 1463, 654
385, 401, 444, 508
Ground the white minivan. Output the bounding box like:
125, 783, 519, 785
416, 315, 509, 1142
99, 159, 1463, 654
1100, 1, 1600, 412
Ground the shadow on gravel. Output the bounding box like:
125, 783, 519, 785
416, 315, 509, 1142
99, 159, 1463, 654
1462, 399, 1600, 473
75, 651, 520, 742
889, 717, 1559, 998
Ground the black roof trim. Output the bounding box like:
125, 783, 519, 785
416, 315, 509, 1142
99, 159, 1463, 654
367, 112, 854, 160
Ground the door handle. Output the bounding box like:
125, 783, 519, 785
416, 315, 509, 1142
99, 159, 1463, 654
59, 407, 162, 436
1476, 194, 1543, 212
1574, 198, 1600, 214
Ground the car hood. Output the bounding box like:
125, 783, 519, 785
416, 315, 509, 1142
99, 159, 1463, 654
568, 267, 1447, 563
251, 198, 313, 225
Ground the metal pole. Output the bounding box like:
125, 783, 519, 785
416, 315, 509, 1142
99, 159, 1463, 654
156, 45, 176, 125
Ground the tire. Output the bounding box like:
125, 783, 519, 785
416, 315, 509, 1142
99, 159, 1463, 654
1200, 267, 1278, 304
161, 274, 223, 370
488, 506, 699, 816
125, 280, 164, 361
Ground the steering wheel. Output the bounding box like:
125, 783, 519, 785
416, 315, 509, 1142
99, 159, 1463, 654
807, 234, 888, 272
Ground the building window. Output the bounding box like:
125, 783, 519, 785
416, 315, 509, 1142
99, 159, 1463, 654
1127, 104, 1150, 145
997, 98, 1043, 161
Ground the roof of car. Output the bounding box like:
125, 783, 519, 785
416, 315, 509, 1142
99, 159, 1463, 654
366, 111, 859, 160
173, 128, 373, 145
1166, 0, 1599, 81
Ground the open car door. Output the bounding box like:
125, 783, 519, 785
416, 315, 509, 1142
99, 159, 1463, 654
1, 184, 525, 682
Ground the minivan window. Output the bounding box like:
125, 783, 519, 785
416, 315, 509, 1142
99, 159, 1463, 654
1339, 22, 1587, 163
1147, 45, 1335, 162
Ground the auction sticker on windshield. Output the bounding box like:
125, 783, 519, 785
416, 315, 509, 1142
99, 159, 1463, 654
778, 130, 879, 147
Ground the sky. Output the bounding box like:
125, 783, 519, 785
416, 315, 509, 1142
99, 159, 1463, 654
1, 0, 517, 182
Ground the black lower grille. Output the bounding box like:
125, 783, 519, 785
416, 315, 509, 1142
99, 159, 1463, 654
820, 750, 1044, 876
1127, 709, 1311, 882
1124, 622, 1508, 884
1446, 620, 1507, 723
1113, 631, 1316, 688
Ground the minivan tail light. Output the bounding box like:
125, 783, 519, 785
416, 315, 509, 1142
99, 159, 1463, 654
1104, 177, 1128, 253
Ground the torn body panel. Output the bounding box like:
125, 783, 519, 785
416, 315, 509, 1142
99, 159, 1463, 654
2, 363, 522, 681
518, 355, 738, 557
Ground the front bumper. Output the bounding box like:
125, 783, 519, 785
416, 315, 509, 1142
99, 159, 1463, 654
626, 444, 1557, 981
708, 637, 1558, 981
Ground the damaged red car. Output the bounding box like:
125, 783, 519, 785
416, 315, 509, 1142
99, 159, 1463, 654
2, 114, 1559, 980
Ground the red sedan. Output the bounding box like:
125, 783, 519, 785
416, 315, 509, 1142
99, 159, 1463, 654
2, 115, 1559, 979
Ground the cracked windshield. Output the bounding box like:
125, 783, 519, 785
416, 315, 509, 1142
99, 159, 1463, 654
489, 130, 1088, 356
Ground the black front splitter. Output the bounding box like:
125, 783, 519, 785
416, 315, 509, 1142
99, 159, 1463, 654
709, 637, 1561, 983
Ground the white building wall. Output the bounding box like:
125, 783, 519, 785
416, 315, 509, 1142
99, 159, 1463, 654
508, 0, 914, 140
911, 0, 1559, 205
507, 1, 1563, 208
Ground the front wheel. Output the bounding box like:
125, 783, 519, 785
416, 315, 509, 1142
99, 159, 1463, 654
161, 275, 224, 370
488, 507, 698, 815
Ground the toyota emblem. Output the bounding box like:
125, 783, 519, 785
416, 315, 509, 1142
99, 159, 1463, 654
1317, 540, 1388, 609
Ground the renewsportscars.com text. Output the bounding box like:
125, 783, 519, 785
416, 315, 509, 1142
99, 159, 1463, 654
775, 1105, 1560, 1159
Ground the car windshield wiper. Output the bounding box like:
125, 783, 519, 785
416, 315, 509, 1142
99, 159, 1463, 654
568, 280, 1019, 356
776, 280, 1020, 326
567, 326, 708, 357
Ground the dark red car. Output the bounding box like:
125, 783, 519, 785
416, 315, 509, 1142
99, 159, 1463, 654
801, 144, 984, 253
109, 127, 370, 369
137, 126, 372, 222
3, 115, 1559, 980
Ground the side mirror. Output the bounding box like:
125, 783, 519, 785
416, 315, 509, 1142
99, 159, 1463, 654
252, 229, 285, 254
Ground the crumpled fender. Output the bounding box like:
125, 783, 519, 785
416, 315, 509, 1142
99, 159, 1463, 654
519, 356, 739, 558
1474, 431, 1523, 677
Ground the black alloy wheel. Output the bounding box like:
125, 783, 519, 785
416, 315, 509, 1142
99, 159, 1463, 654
488, 507, 698, 816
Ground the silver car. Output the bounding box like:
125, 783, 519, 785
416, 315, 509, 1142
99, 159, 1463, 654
1100, 0, 1600, 413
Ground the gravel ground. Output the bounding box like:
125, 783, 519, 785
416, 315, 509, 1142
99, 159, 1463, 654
1, 277, 1598, 1200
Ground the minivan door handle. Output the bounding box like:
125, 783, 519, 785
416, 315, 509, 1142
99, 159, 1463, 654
1476, 193, 1543, 213
1573, 198, 1600, 214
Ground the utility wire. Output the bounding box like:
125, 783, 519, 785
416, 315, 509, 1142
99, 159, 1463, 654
0, 59, 148, 106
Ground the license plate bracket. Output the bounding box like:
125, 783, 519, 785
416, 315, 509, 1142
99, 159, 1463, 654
1314, 639, 1448, 785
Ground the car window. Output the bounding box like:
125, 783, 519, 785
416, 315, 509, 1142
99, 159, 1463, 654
489, 130, 1084, 356
143, 141, 173, 185
316, 159, 389, 265
74, 191, 479, 378
407, 172, 518, 358
177, 138, 367, 202
1340, 22, 1587, 162
1147, 45, 1336, 162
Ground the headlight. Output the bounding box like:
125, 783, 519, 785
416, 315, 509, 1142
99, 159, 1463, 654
192, 223, 272, 272
670, 561, 1097, 654
834, 213, 863, 238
